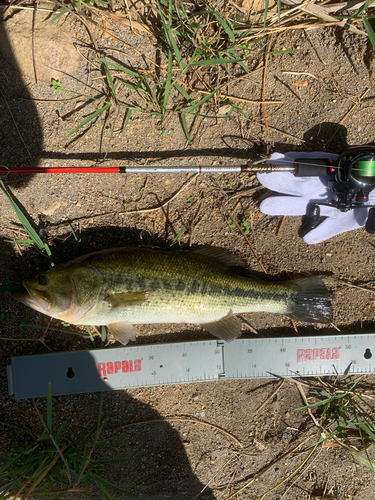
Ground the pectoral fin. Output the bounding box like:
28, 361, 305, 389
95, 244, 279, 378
107, 321, 136, 345
105, 291, 150, 308
200, 310, 241, 342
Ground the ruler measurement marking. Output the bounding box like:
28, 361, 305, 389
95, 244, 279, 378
8, 334, 375, 399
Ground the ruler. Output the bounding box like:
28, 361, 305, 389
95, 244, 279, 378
7, 333, 375, 399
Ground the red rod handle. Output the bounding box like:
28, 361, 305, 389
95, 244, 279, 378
0, 166, 122, 174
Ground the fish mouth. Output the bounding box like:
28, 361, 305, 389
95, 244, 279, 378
13, 284, 52, 313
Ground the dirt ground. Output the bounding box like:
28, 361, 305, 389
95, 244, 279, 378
1, 2, 375, 499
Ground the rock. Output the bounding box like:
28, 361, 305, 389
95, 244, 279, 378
0, 9, 81, 81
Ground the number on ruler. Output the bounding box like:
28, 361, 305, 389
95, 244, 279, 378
247, 349, 253, 353
280, 348, 286, 352
214, 349, 220, 354
182, 352, 188, 357
149, 355, 155, 360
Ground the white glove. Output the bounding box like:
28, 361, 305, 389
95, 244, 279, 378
257, 152, 375, 244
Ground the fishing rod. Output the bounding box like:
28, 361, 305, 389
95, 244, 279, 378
2, 145, 375, 226
0, 163, 292, 175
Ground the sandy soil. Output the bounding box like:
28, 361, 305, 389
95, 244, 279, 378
1, 2, 375, 499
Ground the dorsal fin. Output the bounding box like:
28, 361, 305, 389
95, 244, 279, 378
191, 247, 247, 268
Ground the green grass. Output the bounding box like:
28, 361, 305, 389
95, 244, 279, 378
0, 385, 137, 499
296, 377, 375, 469
51, 0, 267, 145
0, 181, 54, 265
48, 0, 375, 146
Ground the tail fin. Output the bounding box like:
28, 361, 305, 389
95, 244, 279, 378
285, 277, 332, 324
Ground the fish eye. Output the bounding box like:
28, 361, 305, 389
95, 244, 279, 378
38, 275, 49, 285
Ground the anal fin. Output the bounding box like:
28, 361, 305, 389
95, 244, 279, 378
200, 310, 241, 342
107, 322, 136, 345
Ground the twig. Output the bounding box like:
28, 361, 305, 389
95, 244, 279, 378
253, 379, 285, 417
19, 95, 83, 103
257, 443, 319, 500
326, 88, 371, 148
277, 215, 286, 235
122, 0, 133, 31
194, 89, 282, 104
237, 314, 259, 334
330, 321, 341, 332
20, 446, 66, 500
50, 0, 99, 51
340, 280, 375, 294
228, 185, 264, 200
30, 488, 92, 494
32, 0, 39, 84
253, 120, 304, 143
67, 173, 199, 224
0, 88, 33, 160
188, 199, 203, 247
15, 454, 51, 497
282, 71, 319, 79
304, 30, 327, 66
0, 334, 54, 352
208, 176, 267, 273
291, 319, 299, 333
223, 205, 267, 273
295, 380, 323, 430
0, 4, 58, 10
223, 434, 314, 500
193, 453, 241, 500
74, 393, 104, 486
116, 416, 243, 448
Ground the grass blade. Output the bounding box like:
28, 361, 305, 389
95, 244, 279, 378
94, 59, 142, 78
163, 48, 173, 115
363, 18, 375, 50
20, 324, 91, 338
89, 472, 139, 497
101, 326, 107, 343
174, 83, 192, 103
63, 102, 112, 141
211, 12, 236, 43
190, 57, 245, 66
47, 383, 52, 434
184, 82, 226, 114
102, 61, 117, 105
264, 0, 269, 29
96, 479, 115, 500
179, 113, 191, 145
122, 108, 132, 133
0, 182, 52, 261
86, 327, 96, 348
157, 0, 185, 71
354, 0, 375, 16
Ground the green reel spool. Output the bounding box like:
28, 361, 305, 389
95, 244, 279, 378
352, 160, 375, 180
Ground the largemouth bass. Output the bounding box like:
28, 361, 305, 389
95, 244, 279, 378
14, 247, 332, 344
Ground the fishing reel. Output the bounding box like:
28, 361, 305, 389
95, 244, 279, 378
295, 146, 375, 234
329, 146, 375, 208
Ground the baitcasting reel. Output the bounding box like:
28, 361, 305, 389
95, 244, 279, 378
262, 146, 375, 234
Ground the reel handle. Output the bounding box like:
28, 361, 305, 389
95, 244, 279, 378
365, 207, 375, 234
